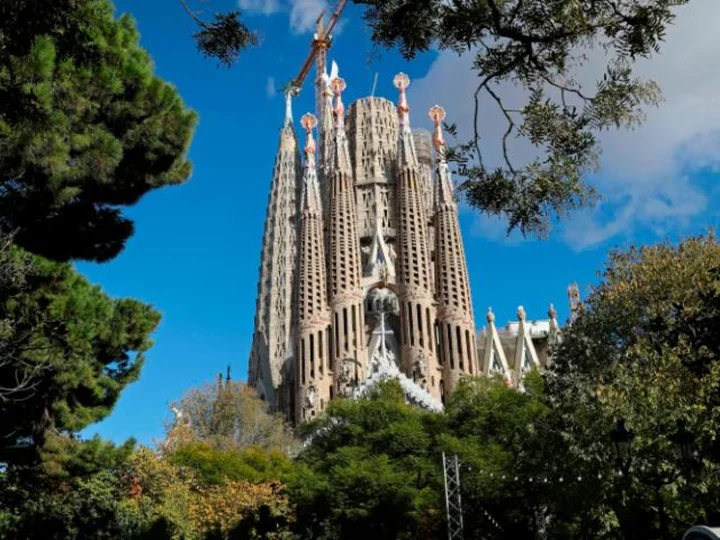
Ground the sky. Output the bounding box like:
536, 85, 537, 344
81, 0, 720, 446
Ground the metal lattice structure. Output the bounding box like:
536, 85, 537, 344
442, 452, 464, 540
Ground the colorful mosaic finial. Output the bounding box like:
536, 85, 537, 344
486, 307, 495, 324
301, 113, 318, 164
331, 77, 347, 131
393, 73, 411, 125
428, 105, 447, 152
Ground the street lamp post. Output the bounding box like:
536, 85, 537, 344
610, 417, 635, 475
670, 419, 697, 470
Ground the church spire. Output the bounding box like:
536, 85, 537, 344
431, 105, 477, 390
394, 73, 418, 167
284, 90, 293, 127
318, 60, 337, 219
296, 112, 332, 424
327, 76, 366, 388
300, 113, 322, 213
429, 105, 454, 205
330, 75, 352, 172
393, 73, 440, 400
247, 97, 301, 414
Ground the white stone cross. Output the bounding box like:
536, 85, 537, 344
372, 312, 396, 370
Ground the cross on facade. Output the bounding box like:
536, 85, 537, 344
371, 311, 396, 370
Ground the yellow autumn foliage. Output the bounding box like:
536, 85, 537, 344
189, 480, 294, 538
121, 447, 294, 539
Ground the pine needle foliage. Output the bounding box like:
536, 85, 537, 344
0, 0, 197, 262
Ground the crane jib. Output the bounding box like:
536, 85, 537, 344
288, 0, 349, 95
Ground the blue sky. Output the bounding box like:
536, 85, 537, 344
81, 0, 719, 446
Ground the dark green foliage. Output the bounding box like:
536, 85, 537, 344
290, 381, 443, 540
179, 1, 258, 67
546, 233, 720, 538
0, 0, 197, 262
0, 437, 140, 540
291, 376, 567, 539
0, 240, 160, 465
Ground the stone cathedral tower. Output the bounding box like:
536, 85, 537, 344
248, 62, 559, 423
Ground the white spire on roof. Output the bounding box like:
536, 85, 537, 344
284, 90, 293, 127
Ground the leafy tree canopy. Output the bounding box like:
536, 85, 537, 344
0, 437, 138, 540
0, 239, 160, 466
291, 380, 445, 540
168, 442, 297, 487
0, 0, 197, 262
546, 232, 720, 538
292, 376, 571, 539
123, 446, 295, 540
167, 378, 298, 454
186, 0, 688, 238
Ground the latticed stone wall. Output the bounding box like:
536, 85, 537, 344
434, 192, 477, 391
347, 98, 398, 240
396, 158, 441, 400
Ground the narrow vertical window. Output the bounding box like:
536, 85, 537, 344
456, 326, 464, 371
427, 308, 433, 353
447, 324, 454, 369
417, 304, 424, 347
435, 321, 442, 365
343, 308, 349, 352
335, 313, 340, 358
318, 330, 324, 374
466, 329, 473, 374
351, 305, 357, 347
301, 339, 306, 385
327, 324, 333, 372
310, 334, 315, 378
408, 302, 415, 346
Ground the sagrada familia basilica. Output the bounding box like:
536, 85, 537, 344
247, 38, 570, 424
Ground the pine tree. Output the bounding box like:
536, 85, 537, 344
0, 0, 197, 262
0, 240, 160, 465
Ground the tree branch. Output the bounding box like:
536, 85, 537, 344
485, 83, 518, 174
178, 0, 208, 28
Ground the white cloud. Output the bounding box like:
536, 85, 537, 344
289, 0, 328, 34
239, 0, 329, 34
470, 213, 526, 246
239, 0, 282, 15
266, 76, 277, 97
410, 0, 720, 249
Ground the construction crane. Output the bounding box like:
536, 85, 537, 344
287, 0, 348, 97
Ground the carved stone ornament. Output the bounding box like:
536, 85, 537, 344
339, 358, 354, 384
412, 352, 427, 383
304, 384, 318, 410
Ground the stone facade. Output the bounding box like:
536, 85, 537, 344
248, 66, 561, 422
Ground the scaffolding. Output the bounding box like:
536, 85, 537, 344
442, 452, 464, 540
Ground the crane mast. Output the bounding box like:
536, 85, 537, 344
288, 0, 348, 96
